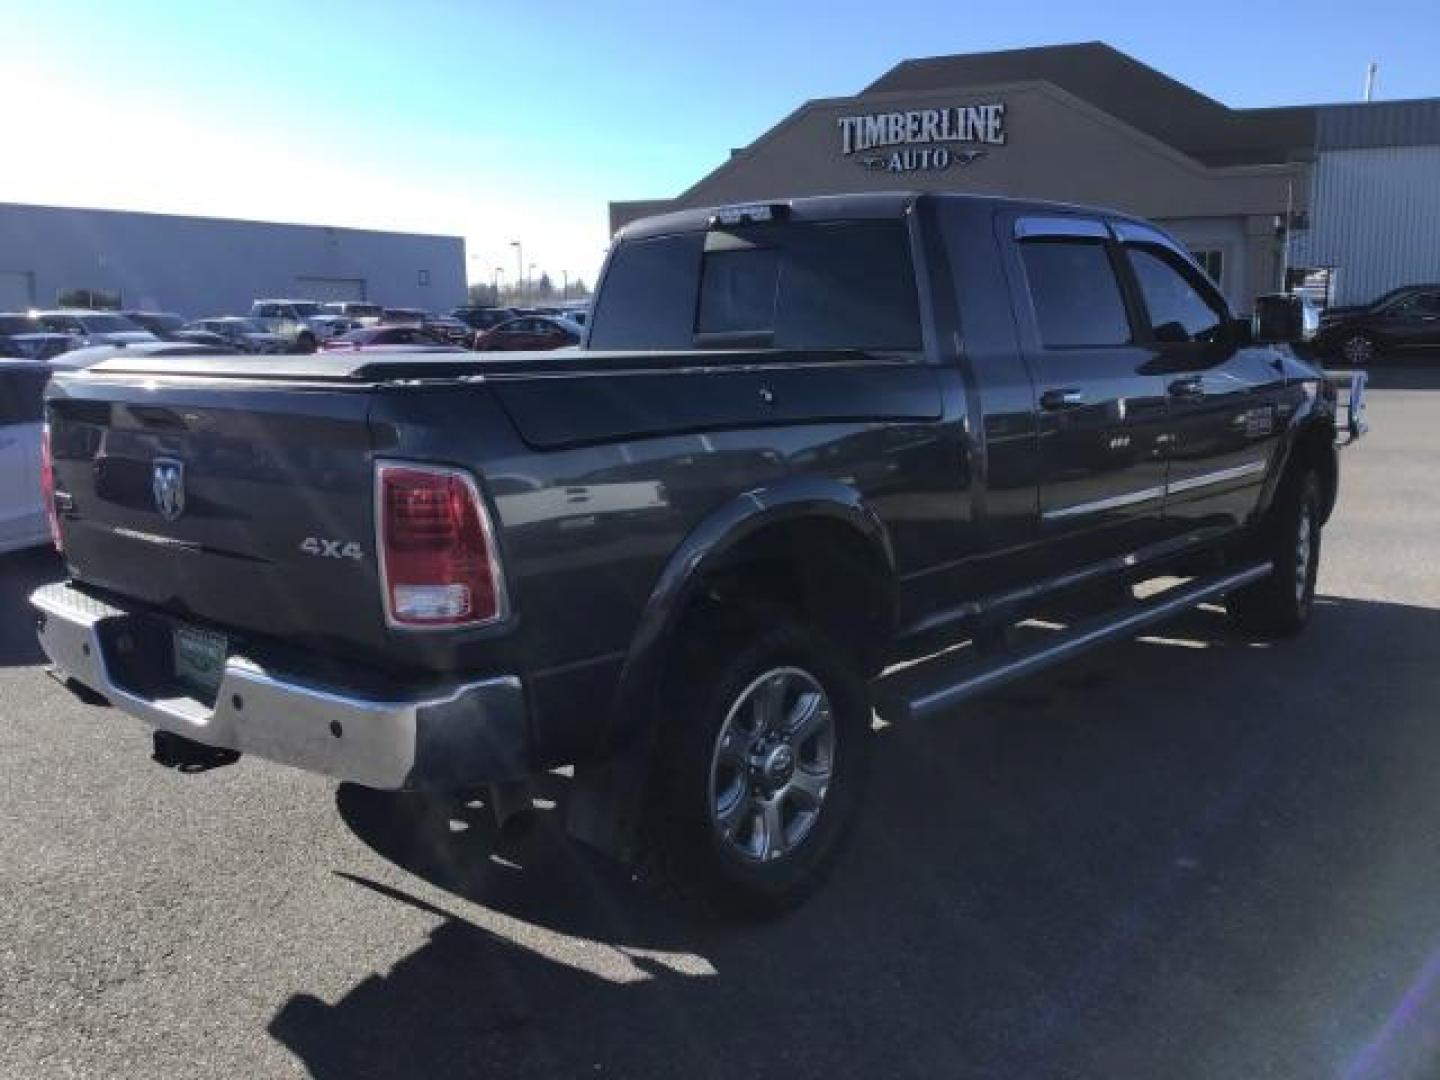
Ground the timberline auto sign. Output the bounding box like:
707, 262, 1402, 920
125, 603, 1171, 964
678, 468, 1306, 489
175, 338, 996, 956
838, 103, 1006, 173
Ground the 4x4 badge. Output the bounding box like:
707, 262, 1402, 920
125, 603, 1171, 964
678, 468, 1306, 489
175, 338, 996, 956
151, 458, 185, 521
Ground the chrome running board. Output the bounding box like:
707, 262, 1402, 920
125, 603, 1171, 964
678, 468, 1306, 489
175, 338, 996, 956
894, 562, 1272, 723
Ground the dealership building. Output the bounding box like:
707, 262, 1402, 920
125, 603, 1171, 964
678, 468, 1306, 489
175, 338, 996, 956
0, 202, 466, 316
611, 43, 1440, 310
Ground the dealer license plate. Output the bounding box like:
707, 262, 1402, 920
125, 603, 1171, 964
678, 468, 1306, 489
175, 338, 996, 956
173, 625, 227, 703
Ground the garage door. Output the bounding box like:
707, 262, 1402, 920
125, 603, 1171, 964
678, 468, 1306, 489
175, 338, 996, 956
295, 276, 366, 302
0, 271, 34, 310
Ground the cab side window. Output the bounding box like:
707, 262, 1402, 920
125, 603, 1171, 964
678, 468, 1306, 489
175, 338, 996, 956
1018, 239, 1133, 348
1391, 292, 1440, 317
1125, 245, 1227, 344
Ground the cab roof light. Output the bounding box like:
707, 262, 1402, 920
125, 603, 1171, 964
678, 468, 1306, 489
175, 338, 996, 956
707, 203, 790, 228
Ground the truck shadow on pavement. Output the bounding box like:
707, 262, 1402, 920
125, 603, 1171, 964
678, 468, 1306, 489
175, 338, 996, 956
273, 594, 1440, 1079
1357, 361, 1440, 392
0, 547, 63, 667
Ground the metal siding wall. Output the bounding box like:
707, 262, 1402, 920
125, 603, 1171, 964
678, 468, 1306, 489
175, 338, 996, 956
0, 204, 467, 318
1296, 147, 1440, 305
1318, 101, 1440, 151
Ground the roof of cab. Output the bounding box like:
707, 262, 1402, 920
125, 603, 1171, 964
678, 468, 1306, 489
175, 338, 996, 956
615, 191, 1145, 242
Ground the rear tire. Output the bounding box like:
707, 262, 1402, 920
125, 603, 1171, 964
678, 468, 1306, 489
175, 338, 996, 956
643, 619, 871, 918
1227, 469, 1321, 637
297, 332, 317, 354
1339, 331, 1376, 367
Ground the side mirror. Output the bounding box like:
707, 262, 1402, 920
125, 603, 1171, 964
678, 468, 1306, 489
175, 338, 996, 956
1252, 294, 1303, 344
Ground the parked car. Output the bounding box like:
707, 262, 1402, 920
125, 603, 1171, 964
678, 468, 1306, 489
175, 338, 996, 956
1315, 283, 1440, 365
121, 311, 229, 349
322, 301, 383, 326
472, 315, 582, 351
249, 299, 342, 352
450, 306, 517, 332
380, 307, 429, 325
378, 308, 469, 345
0, 361, 52, 553
32, 310, 158, 348
187, 318, 288, 354
320, 325, 459, 352
421, 315, 472, 345
0, 314, 73, 360
31, 193, 1361, 916
0, 347, 114, 553
557, 303, 590, 327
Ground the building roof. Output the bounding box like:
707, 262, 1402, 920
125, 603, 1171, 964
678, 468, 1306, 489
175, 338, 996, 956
864, 42, 1318, 166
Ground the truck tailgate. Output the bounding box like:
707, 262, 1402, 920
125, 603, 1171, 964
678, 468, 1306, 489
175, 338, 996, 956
47, 375, 387, 660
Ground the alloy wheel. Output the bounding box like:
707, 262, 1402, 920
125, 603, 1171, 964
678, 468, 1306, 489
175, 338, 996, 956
708, 667, 836, 864
1341, 334, 1374, 366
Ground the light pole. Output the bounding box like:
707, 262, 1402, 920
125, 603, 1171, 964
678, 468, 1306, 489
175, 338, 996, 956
528, 263, 537, 301
492, 267, 504, 305
509, 241, 522, 302
561, 270, 569, 300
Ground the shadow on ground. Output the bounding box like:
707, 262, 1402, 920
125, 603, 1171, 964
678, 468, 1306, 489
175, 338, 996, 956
270, 595, 1440, 1079
0, 546, 63, 667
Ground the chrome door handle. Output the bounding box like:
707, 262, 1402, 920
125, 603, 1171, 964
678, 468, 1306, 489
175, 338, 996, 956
1168, 377, 1205, 399
1040, 388, 1085, 410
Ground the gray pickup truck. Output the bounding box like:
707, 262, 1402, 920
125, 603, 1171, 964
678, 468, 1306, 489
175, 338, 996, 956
32, 193, 1365, 914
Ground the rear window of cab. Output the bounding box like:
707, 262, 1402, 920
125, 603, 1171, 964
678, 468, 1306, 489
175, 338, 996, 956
589, 220, 922, 353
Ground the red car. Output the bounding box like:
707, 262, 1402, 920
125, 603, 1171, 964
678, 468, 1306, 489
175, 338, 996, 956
320, 326, 458, 352
472, 316, 582, 351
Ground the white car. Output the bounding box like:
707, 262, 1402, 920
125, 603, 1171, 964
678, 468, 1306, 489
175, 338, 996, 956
249, 299, 352, 352
33, 310, 158, 348
0, 361, 53, 554
323, 301, 383, 326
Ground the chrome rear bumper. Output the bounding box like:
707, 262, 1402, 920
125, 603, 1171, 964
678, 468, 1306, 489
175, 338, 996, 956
31, 581, 529, 790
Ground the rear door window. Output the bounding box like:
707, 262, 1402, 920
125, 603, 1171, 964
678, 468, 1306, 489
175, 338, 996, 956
1019, 240, 1133, 348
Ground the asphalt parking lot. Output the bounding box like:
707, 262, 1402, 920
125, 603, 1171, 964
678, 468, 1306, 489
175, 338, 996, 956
2, 365, 1439, 1079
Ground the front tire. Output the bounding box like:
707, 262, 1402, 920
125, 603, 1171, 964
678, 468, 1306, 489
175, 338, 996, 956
1227, 469, 1321, 637
296, 332, 317, 354
644, 620, 871, 917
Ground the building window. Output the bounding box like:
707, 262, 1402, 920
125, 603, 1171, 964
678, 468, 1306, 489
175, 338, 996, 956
1188, 248, 1224, 288
56, 287, 121, 310
418, 269, 430, 287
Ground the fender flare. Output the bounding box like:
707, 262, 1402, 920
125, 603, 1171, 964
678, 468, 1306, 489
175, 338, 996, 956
607, 475, 896, 744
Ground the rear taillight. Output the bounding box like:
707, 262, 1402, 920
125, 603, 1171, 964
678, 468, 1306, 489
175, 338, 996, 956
375, 462, 507, 628
40, 423, 61, 553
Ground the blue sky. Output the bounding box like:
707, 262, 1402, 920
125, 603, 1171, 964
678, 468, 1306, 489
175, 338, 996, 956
3, 0, 1437, 286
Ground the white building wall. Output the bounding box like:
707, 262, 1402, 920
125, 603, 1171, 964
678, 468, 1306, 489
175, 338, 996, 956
1292, 147, 1440, 306
0, 203, 467, 317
